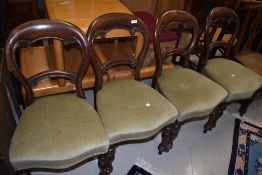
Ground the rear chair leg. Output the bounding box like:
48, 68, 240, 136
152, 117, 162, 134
204, 103, 226, 133
158, 124, 173, 155
98, 146, 116, 175
239, 99, 253, 116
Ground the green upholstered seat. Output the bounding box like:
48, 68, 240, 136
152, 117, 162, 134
157, 68, 228, 121
9, 94, 109, 170
204, 59, 262, 102
96, 79, 178, 145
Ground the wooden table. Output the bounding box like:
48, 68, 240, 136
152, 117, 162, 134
234, 0, 262, 53
45, 0, 143, 86
19, 0, 174, 99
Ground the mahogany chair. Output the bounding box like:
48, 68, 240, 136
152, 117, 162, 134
86, 13, 178, 174
199, 7, 262, 117
5, 20, 109, 175
152, 10, 228, 153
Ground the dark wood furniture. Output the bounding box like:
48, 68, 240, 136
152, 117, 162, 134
119, 0, 185, 17
153, 10, 229, 153
0, 2, 10, 47
184, 0, 225, 32
5, 20, 110, 175
234, 1, 262, 76
199, 7, 262, 118
0, 48, 20, 175
0, 0, 39, 47
87, 13, 178, 174
233, 0, 262, 52
7, 0, 39, 28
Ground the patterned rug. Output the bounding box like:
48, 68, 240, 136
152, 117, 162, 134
228, 119, 262, 175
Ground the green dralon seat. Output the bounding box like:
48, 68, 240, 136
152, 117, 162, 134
97, 79, 178, 145
204, 59, 262, 102
157, 68, 228, 121
9, 94, 109, 170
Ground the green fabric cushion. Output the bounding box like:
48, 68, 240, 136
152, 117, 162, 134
204, 58, 262, 102
96, 79, 178, 145
9, 94, 109, 170
157, 68, 228, 121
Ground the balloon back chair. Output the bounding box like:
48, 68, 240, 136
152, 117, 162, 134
5, 20, 109, 175
153, 10, 229, 153
199, 7, 262, 117
86, 13, 178, 174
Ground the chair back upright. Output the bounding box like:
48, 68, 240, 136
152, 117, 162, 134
199, 7, 240, 72
153, 10, 199, 87
5, 20, 89, 106
86, 13, 149, 92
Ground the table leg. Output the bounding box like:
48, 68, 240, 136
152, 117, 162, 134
53, 39, 66, 86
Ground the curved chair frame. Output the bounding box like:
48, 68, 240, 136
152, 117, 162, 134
153, 10, 228, 154
5, 20, 89, 106
87, 13, 177, 174
152, 10, 199, 86
198, 7, 240, 72
199, 7, 262, 117
86, 13, 150, 93
5, 20, 107, 175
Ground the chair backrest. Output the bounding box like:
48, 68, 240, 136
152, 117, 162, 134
86, 13, 149, 92
5, 19, 89, 106
199, 7, 240, 72
153, 10, 199, 86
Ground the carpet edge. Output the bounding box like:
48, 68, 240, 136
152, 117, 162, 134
228, 118, 241, 175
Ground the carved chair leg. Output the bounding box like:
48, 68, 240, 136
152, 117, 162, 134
204, 103, 226, 133
158, 124, 173, 155
98, 146, 116, 175
158, 120, 181, 155
239, 99, 253, 116
168, 121, 181, 150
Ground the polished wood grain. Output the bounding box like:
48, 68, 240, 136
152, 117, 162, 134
45, 0, 134, 37
120, 0, 157, 15
45, 0, 142, 86
155, 0, 185, 17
